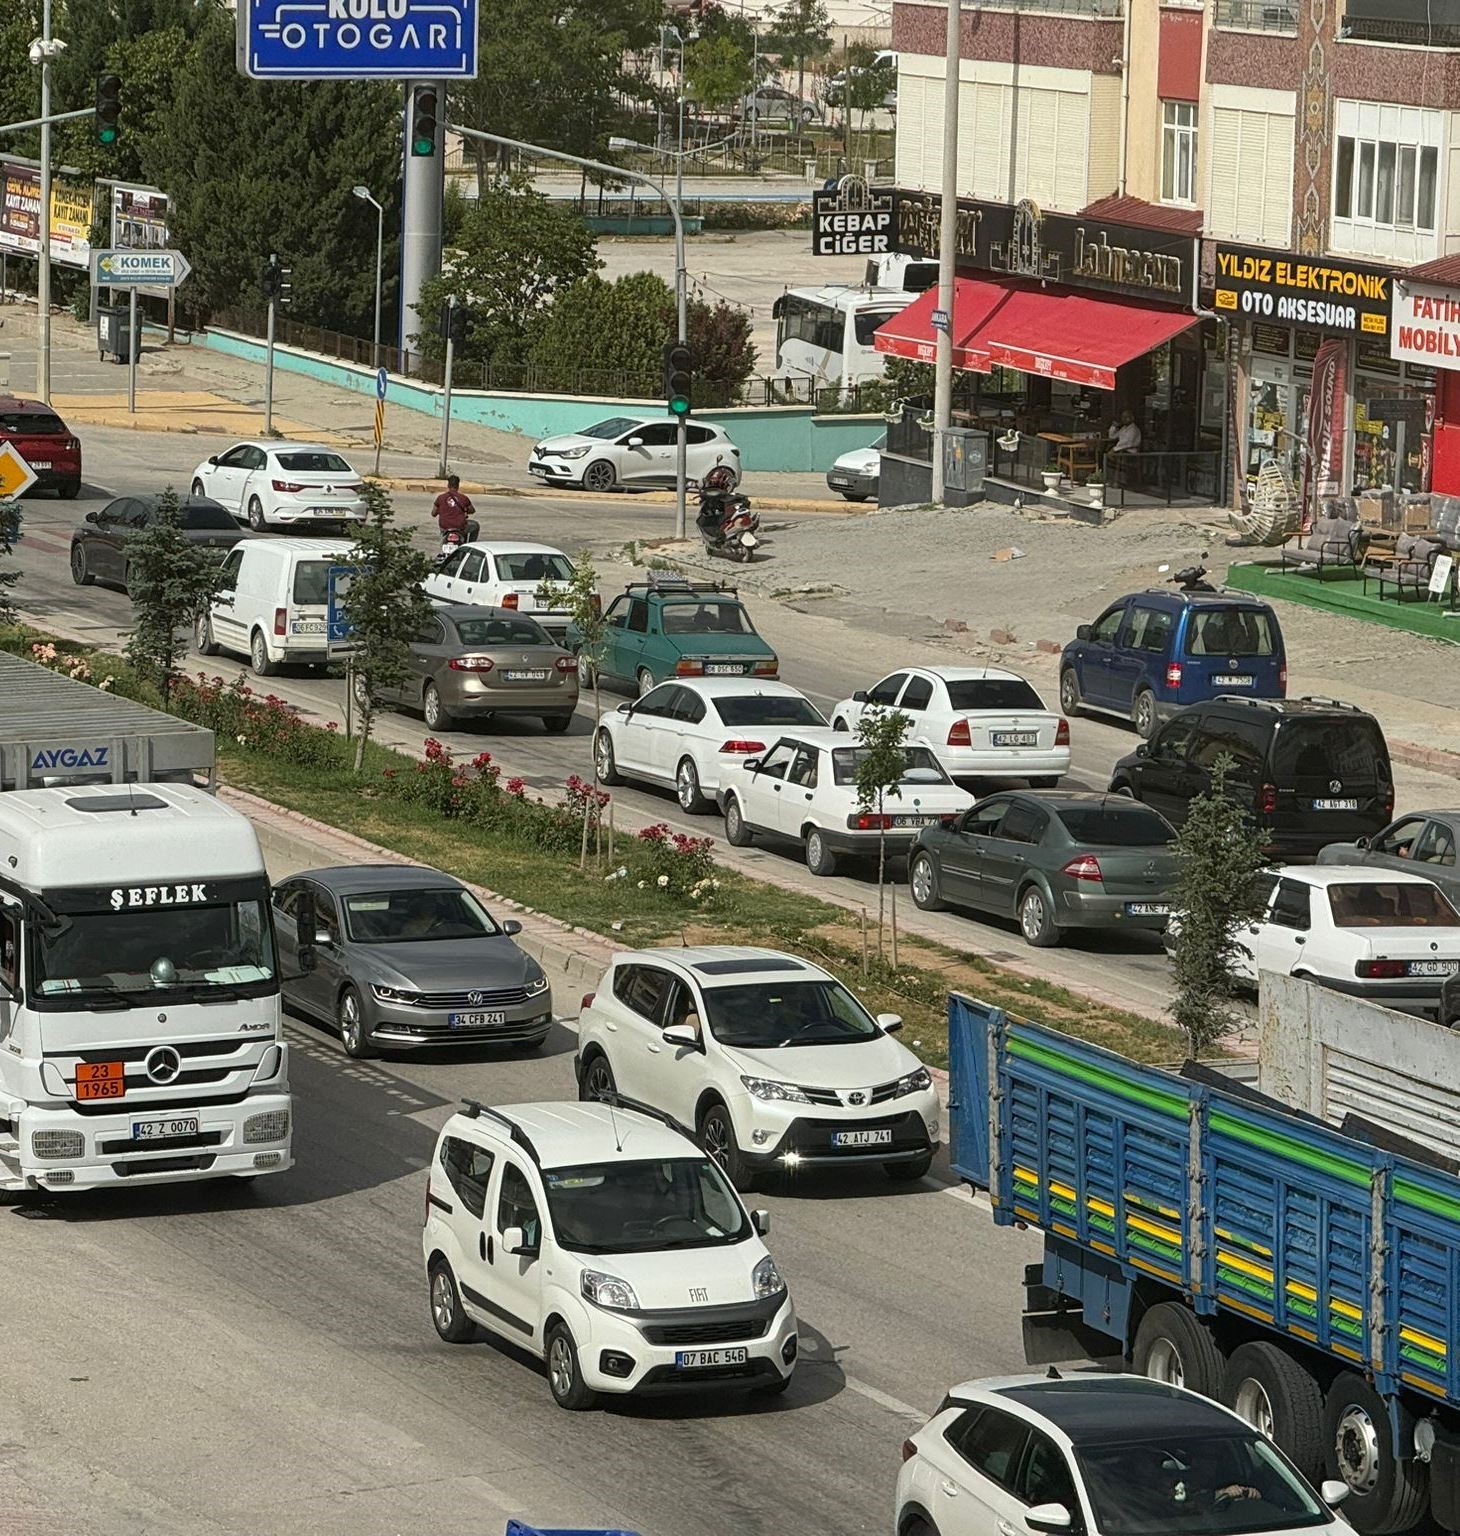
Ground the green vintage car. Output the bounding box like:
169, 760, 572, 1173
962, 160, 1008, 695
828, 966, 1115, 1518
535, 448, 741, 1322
571, 577, 780, 697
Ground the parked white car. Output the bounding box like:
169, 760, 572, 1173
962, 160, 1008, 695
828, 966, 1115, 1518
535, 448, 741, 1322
720, 726, 974, 876
422, 541, 585, 641
422, 1098, 796, 1408
527, 415, 740, 493
190, 441, 367, 531
825, 444, 880, 502
593, 678, 827, 814
1227, 865, 1460, 1013
576, 946, 939, 1190
831, 666, 1070, 787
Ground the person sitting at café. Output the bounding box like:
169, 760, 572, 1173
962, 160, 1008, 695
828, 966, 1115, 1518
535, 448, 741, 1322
1107, 410, 1142, 454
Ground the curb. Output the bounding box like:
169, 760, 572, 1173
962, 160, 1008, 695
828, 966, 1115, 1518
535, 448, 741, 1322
366, 475, 860, 517
1389, 738, 1460, 775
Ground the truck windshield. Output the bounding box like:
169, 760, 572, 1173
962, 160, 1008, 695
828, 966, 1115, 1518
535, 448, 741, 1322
542, 1156, 749, 1254
31, 899, 276, 1001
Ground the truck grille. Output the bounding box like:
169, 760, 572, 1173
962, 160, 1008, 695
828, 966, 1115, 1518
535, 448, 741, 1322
98, 1131, 225, 1155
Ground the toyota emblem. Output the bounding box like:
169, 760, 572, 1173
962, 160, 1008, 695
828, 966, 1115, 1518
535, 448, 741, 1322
467, 990, 485, 1006
1329, 779, 1343, 794
848, 1090, 867, 1106
145, 1045, 181, 1085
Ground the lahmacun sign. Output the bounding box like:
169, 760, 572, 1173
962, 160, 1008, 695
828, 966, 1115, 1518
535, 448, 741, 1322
1392, 279, 1460, 366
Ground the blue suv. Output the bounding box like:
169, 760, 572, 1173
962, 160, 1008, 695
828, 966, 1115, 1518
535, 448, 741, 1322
1059, 580, 1286, 739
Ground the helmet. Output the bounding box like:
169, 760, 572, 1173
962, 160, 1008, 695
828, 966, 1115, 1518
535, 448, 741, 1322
702, 464, 737, 492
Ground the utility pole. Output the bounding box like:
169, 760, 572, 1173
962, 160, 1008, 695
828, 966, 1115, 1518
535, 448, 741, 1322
438, 296, 457, 477
35, 0, 57, 402
127, 285, 138, 413
673, 28, 690, 542
931, 0, 962, 506
261, 254, 284, 437
400, 83, 444, 373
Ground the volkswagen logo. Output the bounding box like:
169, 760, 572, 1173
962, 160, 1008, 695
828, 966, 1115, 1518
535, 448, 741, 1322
145, 1046, 181, 1085
1329, 779, 1343, 794
1228, 657, 1238, 669
847, 1090, 867, 1106
467, 990, 485, 1006
1144, 860, 1158, 875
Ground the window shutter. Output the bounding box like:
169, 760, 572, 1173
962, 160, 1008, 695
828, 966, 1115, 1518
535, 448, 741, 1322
896, 75, 925, 189
1208, 108, 1241, 236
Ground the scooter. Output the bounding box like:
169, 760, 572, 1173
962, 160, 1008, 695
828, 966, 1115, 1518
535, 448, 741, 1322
696, 467, 761, 563
435, 519, 481, 567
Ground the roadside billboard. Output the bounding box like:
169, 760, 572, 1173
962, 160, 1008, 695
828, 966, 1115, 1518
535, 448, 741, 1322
0, 159, 94, 269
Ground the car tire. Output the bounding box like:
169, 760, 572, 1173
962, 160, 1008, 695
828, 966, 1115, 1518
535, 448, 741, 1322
804, 827, 837, 877
753, 1370, 793, 1396
676, 756, 708, 813
70, 543, 93, 586
724, 796, 753, 847
1111, 780, 1136, 799
423, 682, 454, 732
546, 1321, 598, 1411
249, 629, 278, 677
56, 479, 80, 500
575, 654, 596, 689
1133, 688, 1158, 740
831, 716, 850, 733
885, 1152, 934, 1183
1059, 668, 1082, 716
338, 984, 375, 1059
636, 667, 656, 698
429, 1260, 479, 1343
247, 496, 267, 532
195, 613, 219, 656
580, 459, 616, 494
698, 1101, 755, 1192
541, 713, 573, 734
1323, 1370, 1429, 1534
1018, 885, 1062, 948
578, 1050, 617, 1102
1133, 1301, 1223, 1400
191, 478, 205, 499
910, 852, 945, 911
898, 1519, 936, 1536
839, 492, 870, 502
1222, 1341, 1325, 1486
121, 561, 133, 596
593, 729, 622, 786
1028, 776, 1060, 790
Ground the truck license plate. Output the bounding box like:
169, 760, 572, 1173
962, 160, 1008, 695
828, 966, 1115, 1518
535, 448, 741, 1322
448, 1011, 508, 1029
1408, 960, 1459, 977
132, 1114, 199, 1141
675, 1347, 749, 1368
76, 1061, 125, 1100
832, 1127, 893, 1147
991, 732, 1038, 747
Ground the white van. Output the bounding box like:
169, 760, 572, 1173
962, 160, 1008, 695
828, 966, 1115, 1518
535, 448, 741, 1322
196, 537, 357, 676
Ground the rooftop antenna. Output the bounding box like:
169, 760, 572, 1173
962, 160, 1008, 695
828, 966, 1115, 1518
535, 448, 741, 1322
607, 1096, 623, 1154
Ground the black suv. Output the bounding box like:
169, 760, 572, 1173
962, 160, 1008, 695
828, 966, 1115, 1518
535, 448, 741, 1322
1109, 695, 1394, 858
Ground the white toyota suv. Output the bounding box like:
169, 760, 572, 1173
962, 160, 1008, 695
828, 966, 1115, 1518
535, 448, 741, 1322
423, 1097, 797, 1409
575, 946, 940, 1190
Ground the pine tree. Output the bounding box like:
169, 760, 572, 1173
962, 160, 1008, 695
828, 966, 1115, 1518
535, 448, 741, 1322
0, 496, 20, 625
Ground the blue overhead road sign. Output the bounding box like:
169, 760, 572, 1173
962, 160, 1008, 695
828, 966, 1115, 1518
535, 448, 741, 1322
237, 0, 478, 80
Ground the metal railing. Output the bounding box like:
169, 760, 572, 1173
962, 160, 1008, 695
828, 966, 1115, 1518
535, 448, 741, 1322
1215, 0, 1299, 31
1104, 450, 1223, 507
1342, 9, 1460, 45
971, 0, 1122, 12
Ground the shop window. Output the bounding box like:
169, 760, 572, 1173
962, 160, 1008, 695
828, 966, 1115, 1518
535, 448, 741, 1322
1161, 101, 1198, 206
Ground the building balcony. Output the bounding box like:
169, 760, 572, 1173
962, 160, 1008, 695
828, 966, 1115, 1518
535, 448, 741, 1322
1215, 0, 1298, 32
1343, 1, 1460, 46
958, 0, 1123, 15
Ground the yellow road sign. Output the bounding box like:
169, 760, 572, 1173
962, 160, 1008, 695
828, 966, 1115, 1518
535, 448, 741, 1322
0, 443, 38, 501
373, 399, 384, 447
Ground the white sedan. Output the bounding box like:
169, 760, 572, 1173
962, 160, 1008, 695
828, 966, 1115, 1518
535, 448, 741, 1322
527, 415, 740, 492
423, 541, 586, 641
831, 666, 1070, 786
720, 726, 973, 877
593, 678, 827, 813
1231, 865, 1460, 1013
190, 441, 368, 531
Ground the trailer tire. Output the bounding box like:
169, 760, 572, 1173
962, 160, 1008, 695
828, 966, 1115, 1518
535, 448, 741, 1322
1132, 1301, 1223, 1400
1221, 1341, 1325, 1485
1323, 1371, 1430, 1535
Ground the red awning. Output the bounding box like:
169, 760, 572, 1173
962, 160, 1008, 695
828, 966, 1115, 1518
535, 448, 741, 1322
978, 282, 1198, 391
873, 277, 1013, 372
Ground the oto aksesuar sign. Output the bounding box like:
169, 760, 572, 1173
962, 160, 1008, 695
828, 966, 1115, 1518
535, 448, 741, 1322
1213, 243, 1391, 338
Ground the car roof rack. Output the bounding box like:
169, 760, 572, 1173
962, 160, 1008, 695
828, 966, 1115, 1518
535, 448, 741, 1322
593, 1092, 695, 1145
460, 1098, 541, 1164
1293, 694, 1365, 712
625, 575, 736, 596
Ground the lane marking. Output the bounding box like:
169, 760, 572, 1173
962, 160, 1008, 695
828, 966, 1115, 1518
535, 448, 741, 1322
839, 1373, 925, 1420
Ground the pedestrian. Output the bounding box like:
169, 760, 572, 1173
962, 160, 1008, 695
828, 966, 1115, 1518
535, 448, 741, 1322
1107, 411, 1142, 454
432, 474, 479, 543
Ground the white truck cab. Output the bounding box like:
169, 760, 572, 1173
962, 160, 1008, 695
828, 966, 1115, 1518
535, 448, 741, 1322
0, 783, 292, 1192
422, 1097, 797, 1409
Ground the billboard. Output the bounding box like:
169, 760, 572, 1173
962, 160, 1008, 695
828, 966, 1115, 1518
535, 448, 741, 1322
0, 160, 94, 269
111, 186, 170, 252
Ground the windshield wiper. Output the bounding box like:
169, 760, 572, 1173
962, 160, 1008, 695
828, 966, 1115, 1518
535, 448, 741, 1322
41, 987, 145, 1009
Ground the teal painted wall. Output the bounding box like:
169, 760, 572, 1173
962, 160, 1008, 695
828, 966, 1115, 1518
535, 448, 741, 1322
202, 328, 883, 472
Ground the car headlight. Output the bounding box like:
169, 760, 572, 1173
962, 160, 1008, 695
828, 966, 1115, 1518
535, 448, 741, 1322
555, 445, 590, 460
894, 1066, 933, 1098
524, 969, 549, 996
371, 983, 421, 1005
752, 1255, 786, 1299
741, 1075, 812, 1105
581, 1269, 640, 1311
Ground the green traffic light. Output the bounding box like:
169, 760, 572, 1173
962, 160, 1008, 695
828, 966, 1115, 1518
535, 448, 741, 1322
412, 135, 433, 156
98, 126, 118, 145
669, 397, 689, 417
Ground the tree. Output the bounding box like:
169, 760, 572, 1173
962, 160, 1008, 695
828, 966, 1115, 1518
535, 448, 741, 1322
1169, 755, 1272, 1058
685, 34, 752, 115
124, 488, 228, 704
0, 497, 20, 625
417, 180, 601, 371
842, 41, 895, 161
337, 485, 433, 773
853, 707, 911, 961
766, 0, 832, 104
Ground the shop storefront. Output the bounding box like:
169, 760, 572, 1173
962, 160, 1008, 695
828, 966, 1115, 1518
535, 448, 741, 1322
1390, 269, 1460, 496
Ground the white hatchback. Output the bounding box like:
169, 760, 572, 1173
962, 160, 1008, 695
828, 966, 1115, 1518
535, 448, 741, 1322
832, 666, 1071, 786
190, 440, 368, 531
576, 946, 939, 1190
527, 415, 741, 493
593, 678, 827, 814
422, 1098, 797, 1408
422, 541, 587, 641
720, 726, 974, 877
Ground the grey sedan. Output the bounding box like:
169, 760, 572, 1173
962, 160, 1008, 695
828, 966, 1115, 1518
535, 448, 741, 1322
70, 494, 246, 593
273, 864, 553, 1057
1317, 810, 1459, 904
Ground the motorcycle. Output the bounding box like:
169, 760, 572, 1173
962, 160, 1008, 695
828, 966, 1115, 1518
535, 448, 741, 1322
696, 466, 761, 563
434, 518, 481, 567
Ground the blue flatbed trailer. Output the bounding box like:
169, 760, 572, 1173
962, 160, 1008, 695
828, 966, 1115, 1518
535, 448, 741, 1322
947, 992, 1460, 1536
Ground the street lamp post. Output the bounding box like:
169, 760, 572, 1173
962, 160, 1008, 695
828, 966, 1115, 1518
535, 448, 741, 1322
352, 184, 384, 370
30, 4, 65, 403
663, 22, 697, 536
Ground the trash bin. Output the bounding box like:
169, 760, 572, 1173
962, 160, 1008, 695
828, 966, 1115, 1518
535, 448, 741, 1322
97, 305, 139, 365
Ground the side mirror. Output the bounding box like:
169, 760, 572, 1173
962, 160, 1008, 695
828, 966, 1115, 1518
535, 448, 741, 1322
1134, 742, 1149, 758
616, 702, 631, 715
876, 1012, 903, 1034
1076, 623, 1092, 640
750, 1208, 770, 1236
661, 1023, 701, 1050
207, 455, 219, 466
314, 929, 334, 947
742, 758, 761, 773
627, 436, 644, 448
1026, 1504, 1074, 1535
501, 919, 523, 937
84, 510, 98, 523
1355, 835, 1370, 850
502, 1225, 536, 1257
852, 689, 869, 703
1319, 1481, 1350, 1509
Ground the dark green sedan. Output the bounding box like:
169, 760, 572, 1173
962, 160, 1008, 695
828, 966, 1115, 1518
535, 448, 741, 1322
908, 790, 1179, 947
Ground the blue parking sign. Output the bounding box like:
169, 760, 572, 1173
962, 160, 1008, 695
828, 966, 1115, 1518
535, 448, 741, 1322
327, 565, 357, 647
237, 0, 478, 81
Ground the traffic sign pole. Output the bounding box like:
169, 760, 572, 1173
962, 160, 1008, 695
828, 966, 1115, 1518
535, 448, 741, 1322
437, 302, 456, 479
264, 293, 277, 437
127, 286, 138, 414
374, 367, 387, 477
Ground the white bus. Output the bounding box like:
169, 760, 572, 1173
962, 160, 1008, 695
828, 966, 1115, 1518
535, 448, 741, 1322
773, 282, 924, 395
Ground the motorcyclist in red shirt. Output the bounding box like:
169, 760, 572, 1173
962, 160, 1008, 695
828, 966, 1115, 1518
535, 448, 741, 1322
432, 475, 479, 542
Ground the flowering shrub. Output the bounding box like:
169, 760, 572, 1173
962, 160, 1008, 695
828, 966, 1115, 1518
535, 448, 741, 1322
636, 823, 717, 896
170, 672, 349, 772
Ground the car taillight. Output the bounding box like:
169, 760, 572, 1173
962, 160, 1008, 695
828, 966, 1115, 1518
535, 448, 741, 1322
273, 607, 287, 636
1165, 662, 1183, 689
1258, 782, 1278, 815
1357, 959, 1406, 979
1279, 662, 1288, 696
751, 659, 778, 677
1383, 785, 1394, 817
581, 992, 595, 1011
67, 437, 80, 452
1055, 718, 1070, 746
677, 659, 706, 676
554, 655, 576, 673
901, 1439, 918, 1463
848, 811, 893, 830
271, 479, 305, 493
947, 719, 972, 747
501, 593, 520, 609
720, 739, 765, 754
449, 656, 495, 671
1061, 855, 1103, 882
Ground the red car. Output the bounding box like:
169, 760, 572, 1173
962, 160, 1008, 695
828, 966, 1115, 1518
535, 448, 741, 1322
0, 395, 82, 497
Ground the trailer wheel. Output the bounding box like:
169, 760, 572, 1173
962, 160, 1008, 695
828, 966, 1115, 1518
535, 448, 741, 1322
1221, 1341, 1325, 1485
1132, 1301, 1223, 1400
1323, 1371, 1429, 1535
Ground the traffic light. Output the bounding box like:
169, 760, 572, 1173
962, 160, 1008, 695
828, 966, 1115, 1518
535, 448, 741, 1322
663, 342, 694, 419
449, 306, 469, 348
261, 256, 292, 305
410, 85, 439, 157
94, 73, 121, 147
